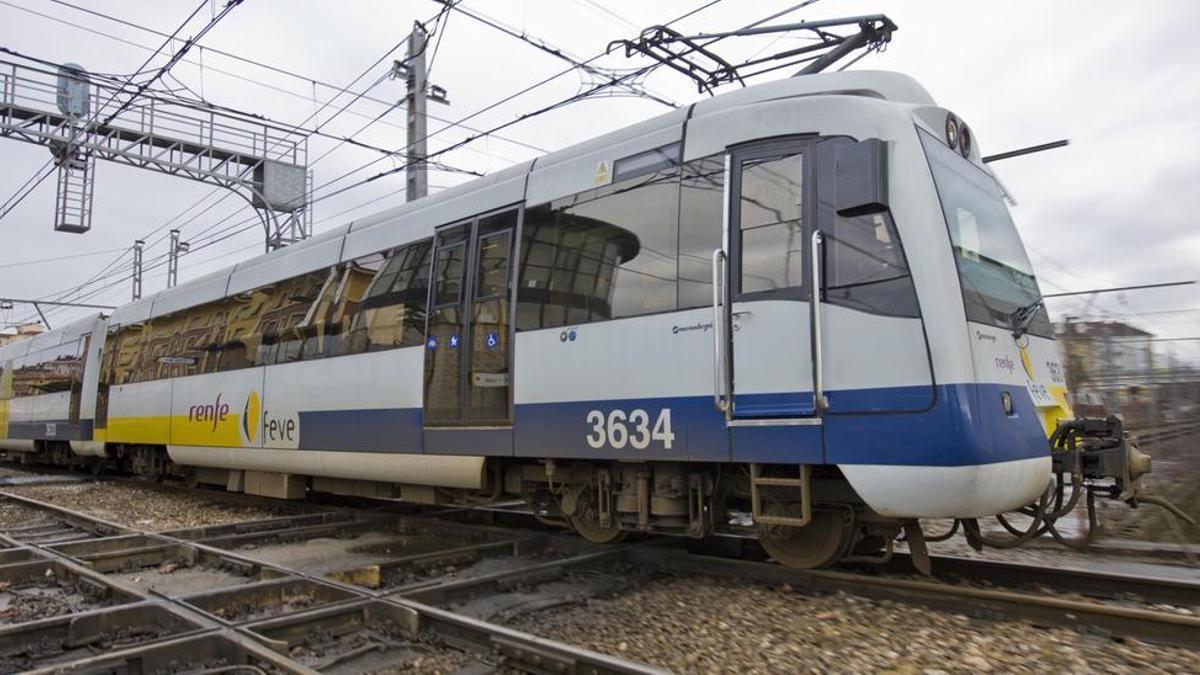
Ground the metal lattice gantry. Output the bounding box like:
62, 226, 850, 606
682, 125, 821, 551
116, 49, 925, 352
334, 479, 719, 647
0, 56, 311, 250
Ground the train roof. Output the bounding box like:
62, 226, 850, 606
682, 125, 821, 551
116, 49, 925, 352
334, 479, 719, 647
0, 312, 103, 362
110, 70, 936, 327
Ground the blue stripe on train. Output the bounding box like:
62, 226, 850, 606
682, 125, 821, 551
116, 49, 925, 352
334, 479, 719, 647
297, 408, 422, 452
293, 383, 1049, 467
4, 419, 94, 442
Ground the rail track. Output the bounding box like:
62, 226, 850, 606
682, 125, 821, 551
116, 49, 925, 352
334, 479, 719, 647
1132, 420, 1200, 446
0, 475, 1197, 672
0, 487, 661, 674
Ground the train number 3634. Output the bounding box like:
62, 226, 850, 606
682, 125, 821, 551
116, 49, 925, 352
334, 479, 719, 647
585, 408, 675, 450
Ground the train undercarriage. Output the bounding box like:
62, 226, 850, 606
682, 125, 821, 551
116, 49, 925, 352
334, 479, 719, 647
5, 415, 1187, 571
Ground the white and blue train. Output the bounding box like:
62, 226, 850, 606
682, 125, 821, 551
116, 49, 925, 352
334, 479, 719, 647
2, 70, 1136, 568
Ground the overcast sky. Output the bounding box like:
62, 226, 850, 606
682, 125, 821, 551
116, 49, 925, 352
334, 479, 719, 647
0, 0, 1197, 360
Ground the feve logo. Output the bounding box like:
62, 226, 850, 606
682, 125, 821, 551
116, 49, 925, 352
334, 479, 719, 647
1018, 343, 1036, 380
243, 390, 260, 444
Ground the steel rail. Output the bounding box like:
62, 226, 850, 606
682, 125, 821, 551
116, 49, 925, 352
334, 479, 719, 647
884, 552, 1200, 607
630, 548, 1200, 650
0, 488, 666, 674
1134, 420, 1200, 445
6, 470, 1200, 657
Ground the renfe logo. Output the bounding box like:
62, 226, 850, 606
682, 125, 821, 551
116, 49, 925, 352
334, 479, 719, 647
189, 394, 230, 431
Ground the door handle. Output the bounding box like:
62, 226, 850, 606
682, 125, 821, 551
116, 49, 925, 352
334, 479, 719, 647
810, 231, 827, 414
712, 249, 729, 413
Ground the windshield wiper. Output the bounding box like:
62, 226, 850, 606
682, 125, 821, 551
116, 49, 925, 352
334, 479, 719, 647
1009, 298, 1044, 339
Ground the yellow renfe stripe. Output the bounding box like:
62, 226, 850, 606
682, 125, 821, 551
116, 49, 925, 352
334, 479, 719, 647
104, 414, 248, 447
0, 399, 8, 439
104, 416, 171, 444
1036, 385, 1074, 436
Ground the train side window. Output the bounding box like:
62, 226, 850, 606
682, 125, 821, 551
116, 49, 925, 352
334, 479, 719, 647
822, 212, 919, 317
678, 155, 725, 308
816, 138, 919, 318
516, 165, 680, 330
345, 239, 432, 353
252, 270, 332, 366
738, 153, 806, 294
11, 340, 81, 396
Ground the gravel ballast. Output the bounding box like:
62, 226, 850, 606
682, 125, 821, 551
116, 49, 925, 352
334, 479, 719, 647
507, 576, 1200, 673
2, 482, 293, 530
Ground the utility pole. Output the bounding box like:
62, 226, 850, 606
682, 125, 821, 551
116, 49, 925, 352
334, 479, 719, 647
167, 229, 189, 288
394, 21, 449, 203
406, 22, 428, 201
132, 239, 144, 301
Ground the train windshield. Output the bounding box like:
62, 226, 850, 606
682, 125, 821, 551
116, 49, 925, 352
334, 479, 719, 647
920, 129, 1051, 337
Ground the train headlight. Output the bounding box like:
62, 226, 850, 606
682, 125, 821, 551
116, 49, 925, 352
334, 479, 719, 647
945, 113, 960, 150
958, 124, 972, 158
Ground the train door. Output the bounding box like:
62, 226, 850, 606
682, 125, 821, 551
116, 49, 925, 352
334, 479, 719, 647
720, 139, 823, 463
423, 207, 519, 455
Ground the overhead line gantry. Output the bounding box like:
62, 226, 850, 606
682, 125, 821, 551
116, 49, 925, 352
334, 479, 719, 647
0, 55, 311, 251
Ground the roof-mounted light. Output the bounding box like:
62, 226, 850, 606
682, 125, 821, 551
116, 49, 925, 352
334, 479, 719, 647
958, 124, 972, 159
944, 112, 973, 159
945, 113, 960, 150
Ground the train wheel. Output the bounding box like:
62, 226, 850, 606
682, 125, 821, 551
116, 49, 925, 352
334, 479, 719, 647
567, 501, 626, 544
570, 513, 626, 544
759, 507, 850, 569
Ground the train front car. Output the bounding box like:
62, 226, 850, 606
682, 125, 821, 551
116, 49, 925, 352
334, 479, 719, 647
510, 71, 1086, 569
700, 71, 1149, 568
646, 71, 1056, 567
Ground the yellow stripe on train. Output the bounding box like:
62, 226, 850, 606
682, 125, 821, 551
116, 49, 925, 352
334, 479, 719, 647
1036, 385, 1074, 437
103, 413, 250, 447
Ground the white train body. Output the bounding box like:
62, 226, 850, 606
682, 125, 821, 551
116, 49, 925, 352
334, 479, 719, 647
0, 71, 1071, 561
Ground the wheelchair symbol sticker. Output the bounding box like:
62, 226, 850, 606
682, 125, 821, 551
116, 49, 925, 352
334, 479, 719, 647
486, 332, 499, 349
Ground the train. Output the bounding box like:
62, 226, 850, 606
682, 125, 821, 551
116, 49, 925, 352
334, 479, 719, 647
0, 70, 1150, 569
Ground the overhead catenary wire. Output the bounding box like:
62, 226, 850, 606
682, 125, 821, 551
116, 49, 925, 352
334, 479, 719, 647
114, 16, 453, 266
0, 0, 546, 156
0, 0, 239, 323
311, 0, 821, 199
21, 22, 417, 314
0, 0, 235, 223
11, 0, 734, 326
46, 2, 505, 292
0, 247, 128, 270
64, 0, 732, 298
439, 1, 681, 108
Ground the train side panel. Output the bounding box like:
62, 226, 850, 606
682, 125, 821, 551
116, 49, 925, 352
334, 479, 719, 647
262, 347, 424, 454
105, 379, 173, 444
513, 307, 727, 462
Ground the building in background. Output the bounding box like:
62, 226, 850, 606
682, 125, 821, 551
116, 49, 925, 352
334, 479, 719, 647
0, 323, 45, 348
1056, 319, 1198, 429
1057, 320, 1155, 387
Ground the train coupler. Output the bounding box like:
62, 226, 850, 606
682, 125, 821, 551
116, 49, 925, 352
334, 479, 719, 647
1050, 415, 1151, 504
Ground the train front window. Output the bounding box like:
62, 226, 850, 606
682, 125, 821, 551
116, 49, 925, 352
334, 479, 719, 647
920, 129, 1051, 337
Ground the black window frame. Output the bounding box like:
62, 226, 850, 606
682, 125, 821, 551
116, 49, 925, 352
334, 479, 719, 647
728, 137, 815, 304
814, 136, 921, 319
